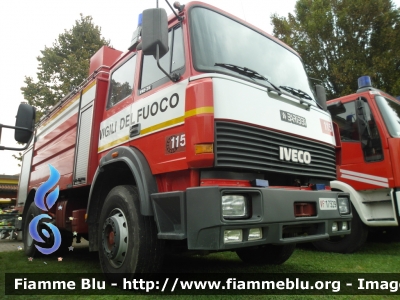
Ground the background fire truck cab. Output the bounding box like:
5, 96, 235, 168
2, 1, 351, 281
314, 76, 400, 253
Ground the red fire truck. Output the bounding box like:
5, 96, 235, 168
1, 1, 351, 280
314, 76, 400, 253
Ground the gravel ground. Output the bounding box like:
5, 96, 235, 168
0, 232, 23, 252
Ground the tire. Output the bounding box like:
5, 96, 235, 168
98, 185, 164, 283
23, 202, 41, 257
312, 207, 368, 253
24, 202, 73, 256
236, 243, 296, 265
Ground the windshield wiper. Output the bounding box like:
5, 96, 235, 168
279, 85, 313, 101
215, 63, 281, 92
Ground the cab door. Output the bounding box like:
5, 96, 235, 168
330, 98, 392, 190
97, 54, 137, 154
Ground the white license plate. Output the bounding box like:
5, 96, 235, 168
319, 198, 337, 210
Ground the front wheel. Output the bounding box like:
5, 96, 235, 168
312, 207, 368, 253
236, 243, 296, 265
98, 185, 164, 283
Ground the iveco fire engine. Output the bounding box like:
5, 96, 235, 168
313, 76, 400, 253
0, 1, 351, 281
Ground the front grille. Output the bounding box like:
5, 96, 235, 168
214, 121, 336, 180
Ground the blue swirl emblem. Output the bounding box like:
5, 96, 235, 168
29, 164, 62, 255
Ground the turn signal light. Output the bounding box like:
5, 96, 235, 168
195, 144, 213, 155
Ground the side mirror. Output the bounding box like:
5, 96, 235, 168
15, 103, 36, 143
356, 98, 371, 149
0, 103, 35, 151
141, 8, 169, 59
315, 85, 327, 111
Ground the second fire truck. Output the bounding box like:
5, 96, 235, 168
314, 76, 400, 253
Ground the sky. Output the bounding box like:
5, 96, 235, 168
0, 0, 399, 175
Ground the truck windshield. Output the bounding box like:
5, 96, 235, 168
375, 95, 400, 138
189, 6, 316, 101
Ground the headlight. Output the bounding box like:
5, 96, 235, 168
338, 197, 350, 214
222, 195, 248, 219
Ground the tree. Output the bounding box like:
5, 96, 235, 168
271, 0, 400, 98
21, 14, 110, 119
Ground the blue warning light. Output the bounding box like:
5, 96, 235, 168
138, 13, 143, 26
358, 76, 372, 89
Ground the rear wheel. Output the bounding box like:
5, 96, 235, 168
23, 202, 41, 257
312, 207, 368, 253
236, 243, 296, 265
98, 185, 164, 283
24, 202, 74, 256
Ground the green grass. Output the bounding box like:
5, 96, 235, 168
1, 238, 400, 299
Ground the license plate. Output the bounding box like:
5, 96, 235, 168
319, 198, 337, 210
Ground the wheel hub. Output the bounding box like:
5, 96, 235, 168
102, 209, 128, 267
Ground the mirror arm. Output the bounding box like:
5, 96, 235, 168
165, 0, 183, 21
0, 124, 34, 132
0, 143, 31, 151
156, 45, 180, 82
0, 124, 34, 151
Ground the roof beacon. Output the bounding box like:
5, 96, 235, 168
128, 13, 143, 50
358, 76, 372, 89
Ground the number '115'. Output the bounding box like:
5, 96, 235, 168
171, 134, 186, 148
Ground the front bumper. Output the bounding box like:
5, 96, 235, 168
152, 186, 352, 250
